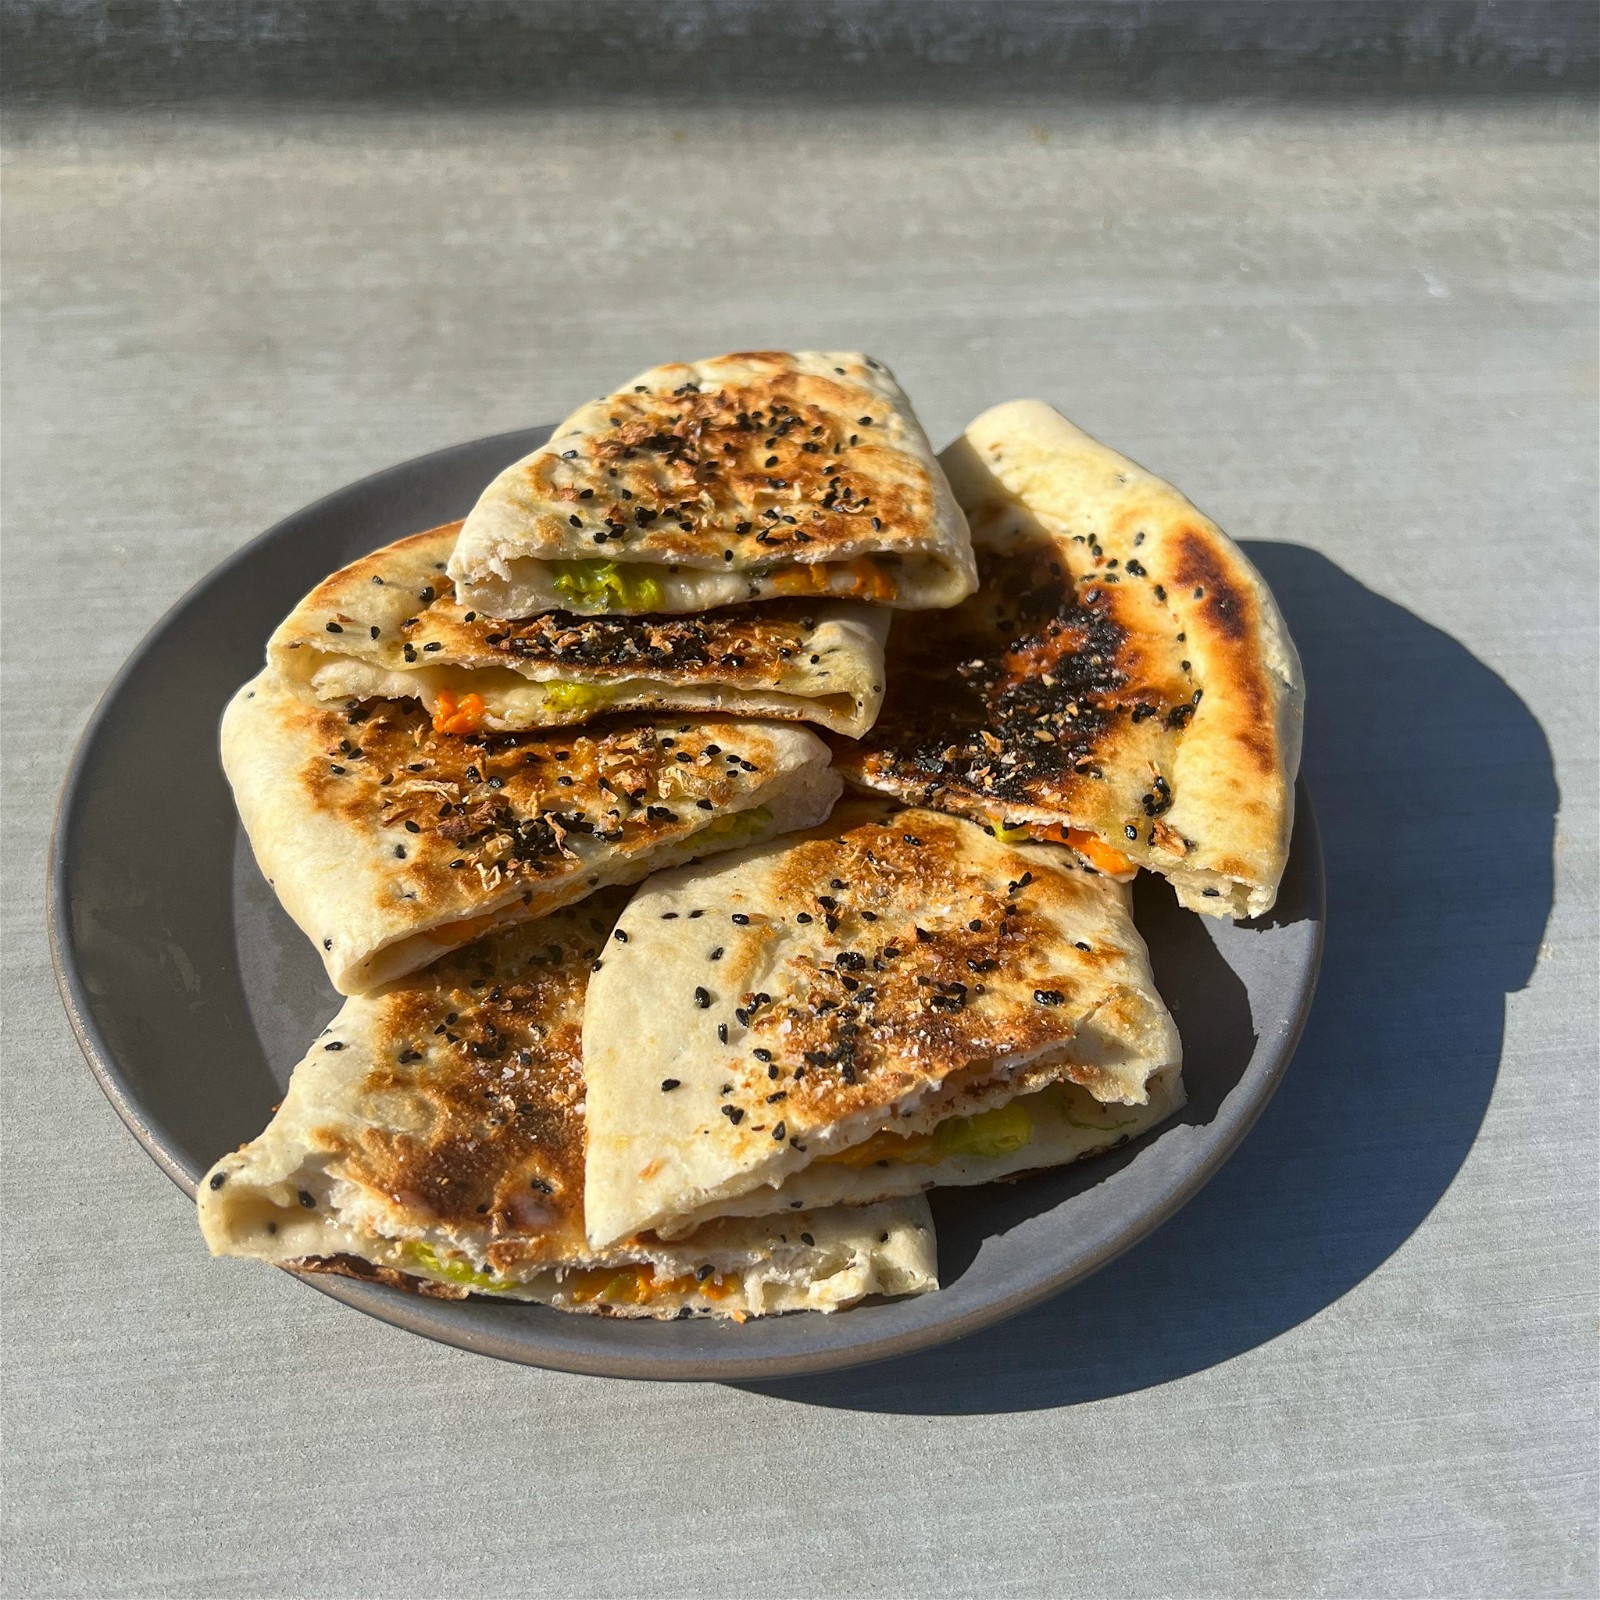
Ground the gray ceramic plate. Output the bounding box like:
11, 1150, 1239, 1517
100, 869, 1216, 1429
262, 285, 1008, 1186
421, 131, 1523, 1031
51, 426, 1324, 1381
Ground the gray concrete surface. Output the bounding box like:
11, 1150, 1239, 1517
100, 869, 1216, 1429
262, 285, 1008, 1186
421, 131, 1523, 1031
4, 87, 1596, 1598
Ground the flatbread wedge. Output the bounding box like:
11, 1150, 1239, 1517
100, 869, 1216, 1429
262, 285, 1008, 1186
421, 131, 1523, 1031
447, 351, 976, 618
837, 400, 1304, 919
582, 802, 1181, 1248
222, 671, 841, 994
271, 521, 889, 737
198, 898, 937, 1319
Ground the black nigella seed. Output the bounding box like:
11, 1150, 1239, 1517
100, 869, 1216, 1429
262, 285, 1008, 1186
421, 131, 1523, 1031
614, 929, 629, 943
722, 1106, 744, 1124
1203, 887, 1221, 897
717, 1023, 729, 1044
694, 986, 711, 1008
1034, 989, 1064, 1006
796, 912, 812, 923
325, 621, 343, 633
324, 1041, 344, 1051
752, 1048, 772, 1062
771, 1122, 786, 1141
1074, 941, 1091, 952
208, 1172, 227, 1190
1124, 824, 1138, 840
298, 1190, 315, 1209
731, 913, 750, 925
660, 1078, 681, 1092
709, 947, 724, 961
858, 416, 872, 426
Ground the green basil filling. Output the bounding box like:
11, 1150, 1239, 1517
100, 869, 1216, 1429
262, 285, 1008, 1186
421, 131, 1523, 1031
699, 805, 772, 844
932, 1099, 1035, 1160
548, 560, 665, 613
541, 681, 617, 714
404, 1241, 507, 1293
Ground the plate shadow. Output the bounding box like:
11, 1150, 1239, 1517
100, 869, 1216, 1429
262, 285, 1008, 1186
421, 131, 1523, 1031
739, 544, 1556, 1413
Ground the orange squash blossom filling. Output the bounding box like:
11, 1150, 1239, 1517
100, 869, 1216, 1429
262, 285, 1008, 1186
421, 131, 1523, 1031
564, 1264, 740, 1306
422, 910, 506, 946
432, 689, 486, 735
770, 558, 895, 604
1056, 827, 1135, 877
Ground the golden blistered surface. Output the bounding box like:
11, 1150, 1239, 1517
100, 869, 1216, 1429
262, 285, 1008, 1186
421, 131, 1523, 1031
330, 899, 623, 1269
295, 694, 778, 909
838, 540, 1194, 835
628, 804, 1136, 1151
513, 353, 942, 566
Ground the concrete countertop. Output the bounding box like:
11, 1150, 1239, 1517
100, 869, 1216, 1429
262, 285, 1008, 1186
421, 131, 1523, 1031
3, 11, 1595, 1594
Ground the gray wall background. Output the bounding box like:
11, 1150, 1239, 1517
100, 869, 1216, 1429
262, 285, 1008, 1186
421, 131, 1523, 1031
4, 4, 1596, 1597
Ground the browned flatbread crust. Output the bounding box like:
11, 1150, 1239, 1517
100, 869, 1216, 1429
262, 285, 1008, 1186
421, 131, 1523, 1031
581, 800, 1180, 1246
221, 672, 839, 992
447, 351, 975, 616
270, 521, 887, 736
197, 901, 940, 1319
838, 401, 1303, 918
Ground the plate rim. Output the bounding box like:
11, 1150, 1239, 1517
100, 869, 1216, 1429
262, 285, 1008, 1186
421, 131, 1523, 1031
48, 428, 1325, 1383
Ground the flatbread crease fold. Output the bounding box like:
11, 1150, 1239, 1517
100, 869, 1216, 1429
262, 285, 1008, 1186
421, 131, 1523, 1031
581, 801, 1182, 1248
270, 520, 889, 737
222, 671, 841, 994
837, 400, 1304, 919
447, 351, 977, 618
198, 898, 937, 1319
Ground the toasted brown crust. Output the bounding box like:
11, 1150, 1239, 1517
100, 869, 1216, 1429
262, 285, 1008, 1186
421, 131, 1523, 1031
308, 900, 619, 1272
301, 698, 761, 912
198, 901, 941, 1315
270, 521, 888, 735
221, 672, 835, 992
581, 800, 1180, 1245
839, 401, 1303, 918
282, 521, 859, 683
456, 353, 956, 570
719, 808, 1128, 1131
837, 540, 1193, 851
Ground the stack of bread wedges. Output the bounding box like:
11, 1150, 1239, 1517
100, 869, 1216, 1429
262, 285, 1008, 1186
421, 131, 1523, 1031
199, 351, 1303, 1321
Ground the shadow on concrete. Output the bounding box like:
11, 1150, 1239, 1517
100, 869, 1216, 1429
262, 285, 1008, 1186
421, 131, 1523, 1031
739, 543, 1556, 1414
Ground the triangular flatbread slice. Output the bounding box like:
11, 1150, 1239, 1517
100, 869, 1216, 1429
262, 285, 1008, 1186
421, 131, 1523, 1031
198, 898, 937, 1319
581, 801, 1181, 1248
271, 521, 888, 737
836, 401, 1304, 919
222, 671, 840, 994
447, 351, 976, 618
